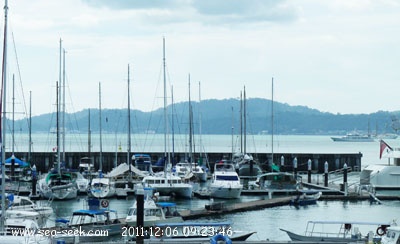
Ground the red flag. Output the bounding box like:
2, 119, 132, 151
379, 140, 393, 159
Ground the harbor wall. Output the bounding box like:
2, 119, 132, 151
10, 151, 362, 174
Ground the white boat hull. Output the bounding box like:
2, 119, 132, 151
209, 185, 242, 199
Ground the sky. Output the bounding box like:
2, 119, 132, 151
2, 0, 400, 118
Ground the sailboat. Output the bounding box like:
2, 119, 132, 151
37, 41, 78, 200
89, 82, 116, 198
142, 38, 193, 199
174, 76, 208, 183
235, 87, 263, 181
0, 2, 51, 242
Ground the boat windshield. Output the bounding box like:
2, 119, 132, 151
216, 175, 239, 181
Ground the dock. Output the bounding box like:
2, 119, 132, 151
179, 196, 292, 220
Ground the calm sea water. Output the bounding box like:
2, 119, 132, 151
45, 195, 400, 242
9, 133, 398, 166
12, 133, 399, 241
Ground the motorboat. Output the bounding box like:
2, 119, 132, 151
360, 141, 400, 196
252, 172, 300, 191
125, 193, 183, 227
138, 222, 255, 242
280, 220, 392, 243
133, 153, 153, 172
52, 198, 122, 243
209, 162, 243, 199
1, 218, 52, 243
289, 190, 322, 206
331, 133, 374, 142
173, 162, 193, 179
173, 162, 208, 182
381, 226, 400, 244
142, 164, 193, 199
5, 194, 53, 227
90, 176, 116, 198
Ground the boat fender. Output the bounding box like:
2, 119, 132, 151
101, 199, 109, 208
210, 234, 232, 244
376, 226, 387, 236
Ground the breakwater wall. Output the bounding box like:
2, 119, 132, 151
12, 151, 362, 174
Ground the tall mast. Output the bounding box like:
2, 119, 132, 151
99, 82, 102, 172
171, 85, 175, 163
188, 74, 193, 163
127, 64, 132, 177
271, 77, 274, 164
28, 91, 32, 162
88, 109, 91, 159
243, 86, 247, 154
163, 37, 167, 160
62, 49, 66, 162
57, 39, 62, 174
56, 80, 60, 174
239, 91, 242, 154
162, 37, 170, 165
198, 81, 202, 161
11, 74, 14, 155
1, 0, 9, 230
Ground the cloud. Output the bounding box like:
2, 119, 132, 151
81, 0, 299, 25
82, 0, 186, 10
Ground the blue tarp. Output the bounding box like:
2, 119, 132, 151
0, 157, 30, 167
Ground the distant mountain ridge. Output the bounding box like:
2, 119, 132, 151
13, 98, 400, 135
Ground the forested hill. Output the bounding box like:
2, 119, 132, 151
14, 98, 400, 135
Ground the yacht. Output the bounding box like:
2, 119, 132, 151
125, 193, 183, 227
90, 176, 116, 198
142, 164, 193, 199
360, 141, 400, 196
2, 218, 52, 243
173, 162, 208, 182
37, 167, 78, 200
209, 162, 243, 199
6, 194, 53, 227
331, 133, 374, 142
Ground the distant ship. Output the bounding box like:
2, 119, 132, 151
331, 133, 374, 142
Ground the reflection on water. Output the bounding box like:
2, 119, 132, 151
44, 195, 400, 241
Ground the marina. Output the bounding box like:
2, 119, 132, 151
2, 135, 400, 243
1, 135, 400, 243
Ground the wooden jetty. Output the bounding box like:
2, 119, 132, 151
179, 196, 292, 220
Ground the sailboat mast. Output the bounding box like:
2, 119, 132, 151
56, 80, 60, 173
163, 38, 167, 160
188, 74, 193, 163
239, 91, 243, 154
127, 64, 132, 175
57, 39, 62, 173
88, 109, 91, 159
198, 81, 202, 160
11, 74, 14, 155
243, 86, 247, 155
28, 91, 32, 162
271, 77, 274, 164
62, 49, 66, 163
1, 0, 9, 231
99, 82, 103, 172
171, 85, 175, 162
